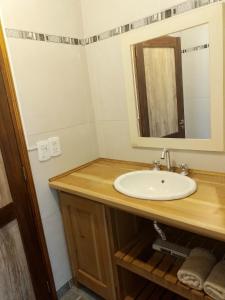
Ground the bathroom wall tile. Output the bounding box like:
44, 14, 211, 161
95, 122, 107, 156
28, 123, 98, 219
85, 38, 128, 122
95, 120, 130, 158
81, 0, 221, 41
6, 29, 81, 46
1, 0, 97, 293
84, 0, 225, 173
96, 120, 159, 162
96, 119, 225, 172
7, 38, 94, 135
81, 0, 162, 37
42, 211, 72, 290
4, 0, 220, 47
94, 88, 224, 170
0, 0, 84, 37
130, 18, 148, 30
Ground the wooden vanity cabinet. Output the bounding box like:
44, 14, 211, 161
58, 191, 225, 300
59, 192, 117, 300
50, 159, 225, 300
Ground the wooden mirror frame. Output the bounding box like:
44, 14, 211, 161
121, 3, 225, 151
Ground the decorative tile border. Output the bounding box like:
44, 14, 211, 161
182, 43, 210, 53
5, 0, 221, 47
83, 0, 221, 45
6, 28, 82, 45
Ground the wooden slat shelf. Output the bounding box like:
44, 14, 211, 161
115, 231, 225, 300
124, 280, 186, 300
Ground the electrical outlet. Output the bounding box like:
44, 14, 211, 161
37, 140, 50, 161
48, 136, 62, 157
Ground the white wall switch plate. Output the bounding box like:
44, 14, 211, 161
37, 140, 50, 161
48, 136, 62, 157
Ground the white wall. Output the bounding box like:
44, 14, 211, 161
0, 0, 98, 290
1, 0, 225, 293
82, 0, 225, 172
81, 0, 186, 37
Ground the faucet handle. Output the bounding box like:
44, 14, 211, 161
179, 163, 189, 176
152, 160, 161, 171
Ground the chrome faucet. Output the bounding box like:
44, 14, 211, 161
161, 148, 172, 171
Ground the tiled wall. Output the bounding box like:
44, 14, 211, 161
0, 0, 98, 291
5, 27, 210, 54
83, 0, 225, 172
6, 28, 82, 45
5, 0, 220, 46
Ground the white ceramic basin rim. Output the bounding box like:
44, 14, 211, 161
114, 170, 197, 200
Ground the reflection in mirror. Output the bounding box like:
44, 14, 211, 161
133, 24, 210, 139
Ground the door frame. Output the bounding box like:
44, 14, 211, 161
0, 23, 57, 299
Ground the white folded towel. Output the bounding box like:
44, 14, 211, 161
177, 247, 216, 290
204, 260, 225, 300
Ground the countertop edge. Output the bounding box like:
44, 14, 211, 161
49, 180, 225, 242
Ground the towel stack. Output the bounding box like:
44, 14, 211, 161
177, 247, 225, 300
204, 261, 225, 300
177, 247, 216, 290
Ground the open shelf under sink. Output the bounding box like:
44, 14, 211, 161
124, 279, 185, 300
114, 227, 225, 300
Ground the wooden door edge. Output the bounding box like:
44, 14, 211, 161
0, 22, 57, 299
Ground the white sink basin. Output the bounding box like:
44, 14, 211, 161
114, 170, 197, 200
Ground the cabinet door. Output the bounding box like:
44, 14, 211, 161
60, 193, 116, 300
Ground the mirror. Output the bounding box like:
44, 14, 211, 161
133, 24, 210, 139
121, 3, 225, 151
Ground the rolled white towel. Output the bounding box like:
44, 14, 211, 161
177, 247, 216, 290
204, 260, 225, 300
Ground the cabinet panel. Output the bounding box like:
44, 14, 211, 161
60, 193, 116, 300
70, 205, 107, 282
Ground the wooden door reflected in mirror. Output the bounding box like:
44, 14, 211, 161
122, 5, 224, 150
134, 36, 185, 138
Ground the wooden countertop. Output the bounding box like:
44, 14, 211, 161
49, 158, 225, 242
